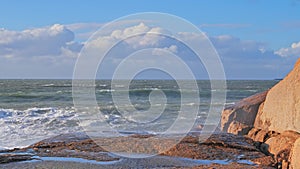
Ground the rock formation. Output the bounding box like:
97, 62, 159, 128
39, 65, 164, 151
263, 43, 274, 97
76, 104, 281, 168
221, 58, 300, 169
255, 59, 300, 133
290, 137, 300, 169
221, 90, 268, 135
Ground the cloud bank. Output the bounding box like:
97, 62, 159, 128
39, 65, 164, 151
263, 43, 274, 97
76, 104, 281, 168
0, 24, 82, 59
0, 22, 297, 79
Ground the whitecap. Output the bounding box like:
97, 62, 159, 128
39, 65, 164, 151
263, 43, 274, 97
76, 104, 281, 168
0, 107, 81, 149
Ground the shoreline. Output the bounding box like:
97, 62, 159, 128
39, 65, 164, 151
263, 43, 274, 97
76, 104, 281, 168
0, 132, 273, 168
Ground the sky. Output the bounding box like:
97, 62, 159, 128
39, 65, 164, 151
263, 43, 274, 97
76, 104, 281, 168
0, 0, 300, 79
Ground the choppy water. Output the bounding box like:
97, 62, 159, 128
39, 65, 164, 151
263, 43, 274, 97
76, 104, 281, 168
0, 80, 278, 149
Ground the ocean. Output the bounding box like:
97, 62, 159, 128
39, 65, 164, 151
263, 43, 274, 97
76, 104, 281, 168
0, 80, 278, 149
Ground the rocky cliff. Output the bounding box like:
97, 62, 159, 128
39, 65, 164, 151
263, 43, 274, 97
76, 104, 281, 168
255, 59, 300, 133
221, 58, 300, 169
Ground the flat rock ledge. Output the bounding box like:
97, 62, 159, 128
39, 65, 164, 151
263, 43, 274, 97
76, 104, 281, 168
0, 132, 274, 168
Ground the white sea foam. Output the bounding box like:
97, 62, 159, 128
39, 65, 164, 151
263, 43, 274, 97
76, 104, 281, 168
97, 89, 115, 92
0, 107, 82, 149
41, 84, 55, 87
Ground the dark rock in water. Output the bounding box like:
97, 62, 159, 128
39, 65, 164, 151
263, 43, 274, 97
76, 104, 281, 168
0, 153, 33, 164
221, 90, 268, 135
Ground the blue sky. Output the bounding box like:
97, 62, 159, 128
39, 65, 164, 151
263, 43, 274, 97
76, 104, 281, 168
0, 0, 300, 79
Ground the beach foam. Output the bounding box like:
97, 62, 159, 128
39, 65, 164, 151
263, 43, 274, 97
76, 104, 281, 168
0, 107, 81, 149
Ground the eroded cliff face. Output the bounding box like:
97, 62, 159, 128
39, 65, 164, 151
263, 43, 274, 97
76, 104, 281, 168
255, 59, 300, 133
221, 58, 300, 169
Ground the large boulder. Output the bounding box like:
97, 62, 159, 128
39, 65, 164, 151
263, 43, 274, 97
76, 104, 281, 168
264, 131, 300, 159
247, 128, 279, 143
290, 137, 300, 169
221, 90, 268, 135
254, 59, 300, 133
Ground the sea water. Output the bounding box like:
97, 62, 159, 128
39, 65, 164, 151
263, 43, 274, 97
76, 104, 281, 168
0, 80, 277, 149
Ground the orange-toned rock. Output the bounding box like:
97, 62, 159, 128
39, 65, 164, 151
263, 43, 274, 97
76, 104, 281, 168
221, 91, 268, 135
255, 58, 300, 133
290, 137, 300, 169
295, 57, 300, 68
247, 128, 270, 143
264, 131, 300, 160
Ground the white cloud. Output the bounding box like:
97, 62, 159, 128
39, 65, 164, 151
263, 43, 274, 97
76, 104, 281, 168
152, 45, 178, 56
0, 24, 83, 78
87, 22, 167, 51
275, 41, 300, 57
0, 24, 83, 59
65, 20, 156, 41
